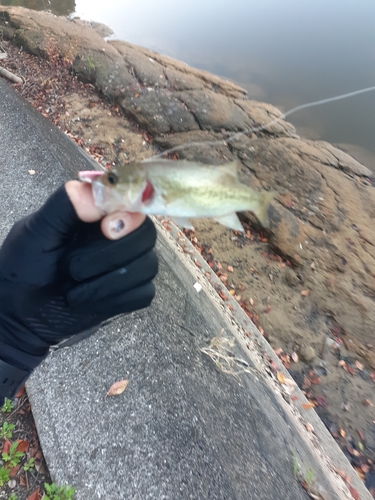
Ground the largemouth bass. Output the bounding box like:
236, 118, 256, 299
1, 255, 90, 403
79, 159, 276, 231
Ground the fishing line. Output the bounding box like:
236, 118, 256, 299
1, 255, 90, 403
147, 85, 375, 160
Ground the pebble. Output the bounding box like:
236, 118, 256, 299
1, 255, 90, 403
300, 345, 316, 362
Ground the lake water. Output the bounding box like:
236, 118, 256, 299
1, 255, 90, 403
2, 0, 375, 170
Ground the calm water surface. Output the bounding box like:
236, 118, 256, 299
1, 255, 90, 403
2, 0, 375, 169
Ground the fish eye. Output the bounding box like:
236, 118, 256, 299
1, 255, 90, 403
106, 171, 119, 186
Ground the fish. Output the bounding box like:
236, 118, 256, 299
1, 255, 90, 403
78, 159, 276, 231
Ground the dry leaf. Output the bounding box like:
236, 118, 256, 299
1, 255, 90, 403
339, 428, 346, 438
19, 475, 26, 486
274, 348, 283, 356
14, 386, 25, 398
2, 439, 11, 454
107, 380, 129, 397
277, 372, 285, 384
305, 423, 314, 432
9, 464, 21, 478
291, 352, 299, 363
229, 289, 235, 295
249, 298, 254, 306
338, 360, 346, 367
300, 289, 309, 296
347, 484, 359, 500
16, 440, 29, 453
27, 489, 40, 500
362, 399, 373, 406
355, 360, 364, 371
227, 265, 234, 272
302, 402, 315, 410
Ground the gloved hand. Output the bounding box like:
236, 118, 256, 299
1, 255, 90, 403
0, 184, 158, 403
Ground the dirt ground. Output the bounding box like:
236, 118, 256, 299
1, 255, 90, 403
1, 29, 375, 498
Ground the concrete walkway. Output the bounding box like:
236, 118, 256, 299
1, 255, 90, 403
0, 78, 370, 499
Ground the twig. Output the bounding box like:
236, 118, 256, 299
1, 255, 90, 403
6, 393, 29, 421
0, 65, 22, 83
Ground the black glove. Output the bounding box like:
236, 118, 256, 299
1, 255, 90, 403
0, 185, 158, 402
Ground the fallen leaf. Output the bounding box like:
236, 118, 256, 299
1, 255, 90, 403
14, 386, 25, 398
274, 348, 283, 356
355, 360, 364, 371
291, 395, 298, 401
337, 469, 349, 481
106, 380, 129, 397
9, 464, 20, 478
305, 423, 314, 432
300, 289, 309, 296
338, 360, 346, 367
347, 484, 359, 500
269, 360, 278, 373
361, 463, 370, 473
291, 352, 299, 363
16, 440, 29, 453
353, 466, 365, 481
227, 265, 234, 272
344, 364, 355, 375
8, 479, 16, 488
339, 428, 346, 438
19, 475, 26, 486
302, 402, 315, 410
357, 429, 364, 442
276, 372, 285, 384
229, 289, 235, 295
27, 488, 40, 500
2, 439, 11, 454
362, 399, 373, 406
249, 297, 254, 306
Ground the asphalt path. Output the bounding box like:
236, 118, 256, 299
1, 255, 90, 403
0, 78, 370, 500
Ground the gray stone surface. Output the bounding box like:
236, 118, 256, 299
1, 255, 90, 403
0, 79, 371, 499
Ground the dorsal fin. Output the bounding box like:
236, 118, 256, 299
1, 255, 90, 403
217, 160, 239, 179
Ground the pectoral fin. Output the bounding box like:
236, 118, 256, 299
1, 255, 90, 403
213, 213, 244, 231
217, 160, 239, 179
170, 217, 195, 230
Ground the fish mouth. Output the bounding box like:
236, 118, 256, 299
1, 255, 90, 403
78, 170, 104, 183
141, 180, 155, 205
79, 171, 116, 213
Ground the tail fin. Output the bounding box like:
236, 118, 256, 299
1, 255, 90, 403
254, 191, 277, 227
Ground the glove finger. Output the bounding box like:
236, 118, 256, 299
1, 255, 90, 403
68, 217, 157, 281
67, 250, 158, 306
93, 282, 156, 318
0, 186, 79, 284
